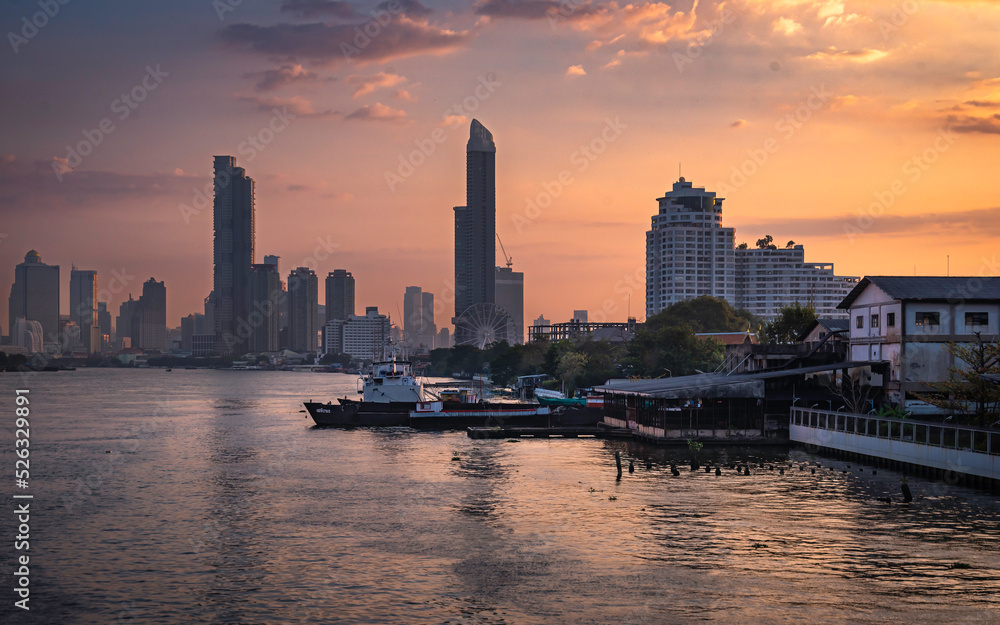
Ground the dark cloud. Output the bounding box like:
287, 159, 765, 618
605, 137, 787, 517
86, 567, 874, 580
475, 0, 600, 20
378, 0, 432, 17
344, 102, 407, 122
946, 114, 1000, 135
964, 100, 1000, 109
244, 64, 324, 91
280, 0, 359, 19
220, 19, 470, 65
737, 206, 1000, 239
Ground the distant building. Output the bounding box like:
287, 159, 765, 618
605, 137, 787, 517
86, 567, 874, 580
213, 155, 255, 355
288, 267, 318, 353
572, 310, 588, 323
192, 334, 215, 356
13, 318, 44, 353
496, 267, 524, 344
70, 268, 100, 353
342, 307, 391, 361
646, 178, 735, 317
97, 302, 112, 352
437, 327, 451, 349
839, 276, 1000, 408
116, 295, 139, 350
528, 318, 637, 343
325, 269, 355, 323
735, 246, 856, 319
135, 278, 166, 352
403, 286, 437, 352
181, 314, 195, 352
248, 262, 281, 352
454, 119, 498, 344
323, 319, 345, 355
8, 250, 60, 348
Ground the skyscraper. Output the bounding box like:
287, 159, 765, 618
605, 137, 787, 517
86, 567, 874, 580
454, 120, 497, 341
135, 278, 166, 351
495, 267, 524, 344
421, 291, 436, 349
325, 269, 355, 323
97, 302, 111, 352
249, 261, 281, 353
213, 155, 255, 355
117, 295, 138, 349
646, 178, 735, 317
288, 267, 318, 353
8, 250, 60, 348
69, 268, 100, 353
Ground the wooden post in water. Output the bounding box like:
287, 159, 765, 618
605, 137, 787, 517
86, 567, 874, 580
615, 451, 622, 479
901, 478, 913, 503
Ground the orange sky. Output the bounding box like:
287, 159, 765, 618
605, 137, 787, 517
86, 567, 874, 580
2, 0, 999, 332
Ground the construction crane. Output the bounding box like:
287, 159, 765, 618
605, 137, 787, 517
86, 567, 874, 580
496, 233, 513, 268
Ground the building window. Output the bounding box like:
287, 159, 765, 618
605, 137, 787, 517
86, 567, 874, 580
915, 312, 940, 327
871, 314, 879, 328
856, 315, 863, 329
965, 312, 989, 326
886, 312, 895, 328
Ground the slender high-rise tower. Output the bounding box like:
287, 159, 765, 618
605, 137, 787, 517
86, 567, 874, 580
213, 156, 255, 355
453, 120, 496, 343
69, 268, 99, 353
8, 250, 59, 348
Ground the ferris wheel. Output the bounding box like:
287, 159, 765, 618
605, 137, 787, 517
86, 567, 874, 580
454, 303, 515, 349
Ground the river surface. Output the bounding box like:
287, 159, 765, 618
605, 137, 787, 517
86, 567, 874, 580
0, 369, 998, 624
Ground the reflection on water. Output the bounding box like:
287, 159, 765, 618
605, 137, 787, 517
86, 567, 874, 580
0, 369, 997, 625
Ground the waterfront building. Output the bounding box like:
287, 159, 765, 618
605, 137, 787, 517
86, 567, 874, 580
496, 267, 524, 344
403, 286, 437, 352
8, 250, 60, 348
213, 155, 255, 355
325, 269, 355, 323
192, 334, 215, 356
528, 318, 637, 343
342, 307, 391, 361
116, 295, 138, 350
436, 327, 451, 349
13, 318, 44, 352
839, 276, 1000, 408
248, 262, 281, 353
69, 268, 100, 353
287, 267, 318, 353
181, 314, 195, 352
323, 319, 345, 355
735, 245, 856, 319
454, 120, 498, 344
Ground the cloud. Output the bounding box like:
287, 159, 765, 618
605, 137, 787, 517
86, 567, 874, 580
392, 88, 416, 102
946, 114, 1000, 135
344, 102, 408, 122
566, 64, 587, 76
280, 0, 358, 19
381, 0, 432, 17
475, 0, 602, 21
347, 71, 407, 97
238, 94, 334, 117
730, 119, 747, 129
739, 206, 1000, 239
773, 17, 802, 36
245, 64, 323, 91
806, 47, 889, 63
441, 114, 467, 127
220, 17, 471, 66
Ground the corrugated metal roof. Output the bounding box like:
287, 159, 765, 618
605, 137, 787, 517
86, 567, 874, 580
839, 276, 1000, 309
597, 361, 882, 398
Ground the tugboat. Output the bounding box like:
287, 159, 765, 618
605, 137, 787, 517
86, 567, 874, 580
304, 357, 423, 427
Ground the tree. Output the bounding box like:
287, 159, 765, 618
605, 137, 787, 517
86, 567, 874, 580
737, 242, 748, 250
626, 323, 724, 377
785, 240, 796, 248
755, 234, 776, 249
762, 302, 817, 344
916, 334, 1000, 426
647, 296, 760, 334
556, 351, 588, 395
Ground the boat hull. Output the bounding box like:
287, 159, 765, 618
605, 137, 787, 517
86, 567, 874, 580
304, 399, 413, 427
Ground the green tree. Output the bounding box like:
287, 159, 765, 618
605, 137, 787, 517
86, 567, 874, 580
737, 242, 748, 250
917, 334, 1000, 426
627, 323, 724, 377
557, 351, 588, 395
785, 240, 796, 248
762, 302, 817, 344
647, 296, 760, 334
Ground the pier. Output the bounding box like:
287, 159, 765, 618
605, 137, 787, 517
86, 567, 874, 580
790, 407, 1000, 488
467, 425, 632, 439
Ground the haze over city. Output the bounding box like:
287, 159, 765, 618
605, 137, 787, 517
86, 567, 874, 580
3, 0, 1000, 327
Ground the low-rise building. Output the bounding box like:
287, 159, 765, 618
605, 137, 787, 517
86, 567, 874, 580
838, 276, 1000, 407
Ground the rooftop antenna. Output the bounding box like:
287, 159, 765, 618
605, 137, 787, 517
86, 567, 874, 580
496, 233, 513, 268
947, 255, 950, 277
678, 162, 682, 180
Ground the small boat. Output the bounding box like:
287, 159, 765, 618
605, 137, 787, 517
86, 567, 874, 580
304, 357, 423, 427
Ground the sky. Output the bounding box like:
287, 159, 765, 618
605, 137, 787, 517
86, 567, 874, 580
2, 0, 1000, 333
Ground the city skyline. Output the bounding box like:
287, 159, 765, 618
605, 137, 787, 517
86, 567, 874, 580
3, 1, 1000, 330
